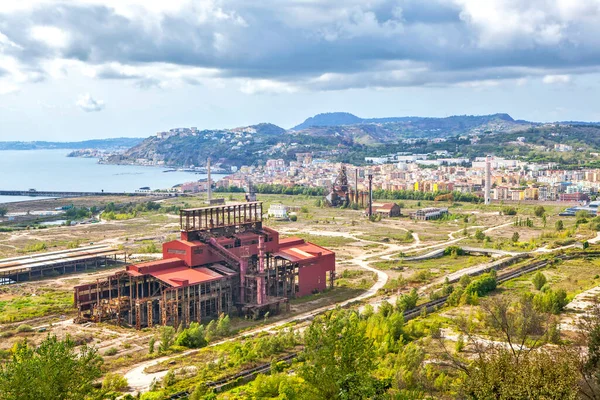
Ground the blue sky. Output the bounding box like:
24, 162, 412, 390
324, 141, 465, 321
2, 0, 600, 140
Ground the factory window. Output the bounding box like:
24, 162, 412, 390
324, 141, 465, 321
251, 240, 258, 245
193, 248, 203, 254
167, 249, 186, 255
224, 244, 233, 249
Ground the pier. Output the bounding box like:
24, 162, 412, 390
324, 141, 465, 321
0, 190, 180, 198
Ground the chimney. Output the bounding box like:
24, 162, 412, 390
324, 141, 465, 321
207, 157, 212, 202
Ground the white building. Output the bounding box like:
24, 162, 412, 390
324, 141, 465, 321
268, 204, 288, 219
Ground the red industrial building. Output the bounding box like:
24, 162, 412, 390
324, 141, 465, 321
74, 202, 335, 328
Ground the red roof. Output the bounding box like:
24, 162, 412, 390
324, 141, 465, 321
128, 258, 185, 274
126, 259, 226, 287
275, 238, 334, 262
150, 266, 224, 287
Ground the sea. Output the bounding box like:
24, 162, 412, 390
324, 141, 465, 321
0, 149, 225, 204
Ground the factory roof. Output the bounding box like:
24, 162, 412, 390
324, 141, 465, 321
126, 258, 225, 287
275, 238, 334, 263
150, 266, 224, 288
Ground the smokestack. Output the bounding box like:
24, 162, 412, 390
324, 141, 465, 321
485, 155, 491, 205
368, 170, 373, 217
207, 157, 212, 202
355, 168, 359, 204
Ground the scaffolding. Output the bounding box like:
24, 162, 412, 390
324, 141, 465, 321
75, 273, 233, 328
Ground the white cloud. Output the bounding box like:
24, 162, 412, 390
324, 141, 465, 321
76, 93, 105, 112
240, 79, 298, 95
30, 26, 69, 48
542, 74, 571, 84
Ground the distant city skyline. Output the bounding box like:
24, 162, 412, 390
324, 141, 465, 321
2, 0, 600, 140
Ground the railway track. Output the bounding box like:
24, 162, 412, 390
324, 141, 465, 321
166, 250, 600, 399
166, 353, 298, 399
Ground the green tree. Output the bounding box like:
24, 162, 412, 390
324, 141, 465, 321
511, 232, 520, 243
396, 288, 419, 311
148, 336, 155, 354
216, 314, 231, 337
175, 322, 207, 348
556, 220, 564, 231
474, 229, 486, 242
300, 310, 376, 399
532, 272, 547, 291
0, 335, 103, 400
102, 373, 128, 392
158, 326, 175, 353
542, 214, 547, 227
0, 207, 7, 217
459, 296, 579, 399
534, 205, 546, 217
576, 210, 590, 224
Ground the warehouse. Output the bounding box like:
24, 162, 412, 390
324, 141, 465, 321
74, 202, 335, 327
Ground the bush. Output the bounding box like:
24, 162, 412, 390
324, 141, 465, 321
465, 274, 497, 297
555, 220, 564, 231
175, 322, 207, 349
455, 335, 465, 353
16, 324, 33, 333
158, 326, 175, 353
532, 272, 547, 291
162, 369, 176, 388
474, 230, 486, 241
396, 288, 419, 311
534, 206, 546, 217
104, 347, 118, 356
502, 207, 517, 216
511, 232, 520, 243
102, 373, 129, 392
533, 289, 568, 314
444, 246, 465, 256
289, 214, 298, 222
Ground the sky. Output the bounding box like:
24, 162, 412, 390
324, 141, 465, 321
2, 0, 600, 141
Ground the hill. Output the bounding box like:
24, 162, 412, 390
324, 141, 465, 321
0, 137, 144, 151
104, 114, 600, 169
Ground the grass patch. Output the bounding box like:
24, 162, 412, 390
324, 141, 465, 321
290, 234, 357, 248
398, 254, 491, 273
0, 289, 74, 323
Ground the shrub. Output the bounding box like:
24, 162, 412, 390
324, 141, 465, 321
555, 220, 564, 231
396, 288, 419, 311
175, 322, 207, 349
102, 373, 129, 392
534, 206, 546, 217
16, 324, 33, 333
532, 272, 547, 291
511, 232, 520, 243
104, 347, 118, 356
158, 326, 175, 353
533, 289, 568, 314
444, 246, 465, 256
455, 335, 465, 353
502, 207, 517, 216
162, 369, 176, 388
465, 274, 497, 297
289, 214, 298, 222
148, 337, 155, 354
474, 230, 486, 241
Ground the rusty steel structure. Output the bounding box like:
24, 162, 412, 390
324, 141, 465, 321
74, 202, 335, 327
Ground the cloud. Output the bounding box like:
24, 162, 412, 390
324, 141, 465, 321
542, 74, 572, 84
1, 0, 600, 93
76, 93, 105, 112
